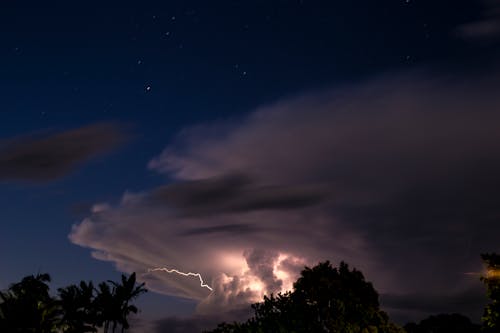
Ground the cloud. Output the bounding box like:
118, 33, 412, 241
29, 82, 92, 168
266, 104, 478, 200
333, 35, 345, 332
0, 123, 126, 182
147, 174, 327, 217
179, 223, 257, 237
381, 287, 486, 324
456, 0, 500, 40
70, 70, 500, 330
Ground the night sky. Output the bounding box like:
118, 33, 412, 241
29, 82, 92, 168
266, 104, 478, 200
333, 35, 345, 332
2, 1, 500, 332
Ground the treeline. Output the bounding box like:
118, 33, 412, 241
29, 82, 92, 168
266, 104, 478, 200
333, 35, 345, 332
204, 253, 500, 333
1, 253, 498, 333
0, 272, 146, 333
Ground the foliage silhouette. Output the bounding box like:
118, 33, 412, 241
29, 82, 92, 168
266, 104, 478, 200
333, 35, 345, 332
108, 273, 147, 333
0, 273, 59, 333
0, 272, 146, 333
58, 281, 97, 333
94, 281, 116, 333
205, 261, 405, 333
403, 313, 480, 333
480, 253, 500, 332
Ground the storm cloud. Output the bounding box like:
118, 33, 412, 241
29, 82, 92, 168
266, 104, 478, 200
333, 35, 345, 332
0, 123, 125, 181
70, 71, 500, 329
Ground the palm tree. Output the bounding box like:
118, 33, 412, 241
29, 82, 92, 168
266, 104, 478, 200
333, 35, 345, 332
0, 273, 59, 333
58, 281, 97, 333
1, 272, 147, 333
94, 282, 116, 333
109, 273, 147, 333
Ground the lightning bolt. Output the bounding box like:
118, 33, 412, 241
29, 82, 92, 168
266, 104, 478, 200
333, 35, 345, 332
147, 267, 213, 291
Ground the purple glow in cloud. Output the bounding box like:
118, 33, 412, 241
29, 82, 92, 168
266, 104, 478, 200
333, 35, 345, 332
70, 71, 500, 323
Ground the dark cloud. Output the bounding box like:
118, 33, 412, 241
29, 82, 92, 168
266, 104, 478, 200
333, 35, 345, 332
155, 317, 206, 333
148, 174, 327, 216
149, 174, 252, 208
0, 123, 126, 182
71, 71, 500, 327
154, 308, 252, 333
180, 224, 258, 237
381, 287, 486, 323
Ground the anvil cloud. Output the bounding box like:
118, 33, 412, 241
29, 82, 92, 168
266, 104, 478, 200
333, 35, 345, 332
70, 71, 500, 326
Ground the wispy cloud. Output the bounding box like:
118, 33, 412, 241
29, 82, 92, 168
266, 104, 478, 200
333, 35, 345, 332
0, 123, 126, 182
456, 0, 500, 40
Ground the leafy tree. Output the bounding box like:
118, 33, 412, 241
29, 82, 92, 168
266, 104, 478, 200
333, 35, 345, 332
205, 321, 250, 333
0, 273, 59, 333
0, 272, 146, 333
109, 273, 147, 333
206, 261, 404, 333
57, 281, 97, 333
94, 281, 117, 333
91, 273, 147, 333
480, 253, 500, 332
403, 313, 480, 333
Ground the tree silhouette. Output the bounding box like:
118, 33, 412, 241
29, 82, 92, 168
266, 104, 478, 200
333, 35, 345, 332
94, 281, 117, 333
57, 281, 97, 333
403, 313, 480, 333
206, 261, 404, 333
108, 273, 147, 333
0, 272, 146, 333
480, 253, 500, 332
0, 273, 59, 333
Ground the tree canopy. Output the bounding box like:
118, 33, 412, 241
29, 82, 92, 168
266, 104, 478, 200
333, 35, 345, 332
205, 261, 404, 333
0, 272, 146, 333
3, 253, 496, 333
403, 313, 480, 333
0, 273, 58, 333
480, 252, 500, 332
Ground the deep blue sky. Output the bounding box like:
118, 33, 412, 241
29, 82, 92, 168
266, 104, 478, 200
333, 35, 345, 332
2, 0, 500, 331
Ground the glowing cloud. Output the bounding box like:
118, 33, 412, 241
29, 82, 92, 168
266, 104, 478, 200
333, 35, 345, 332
70, 71, 500, 323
